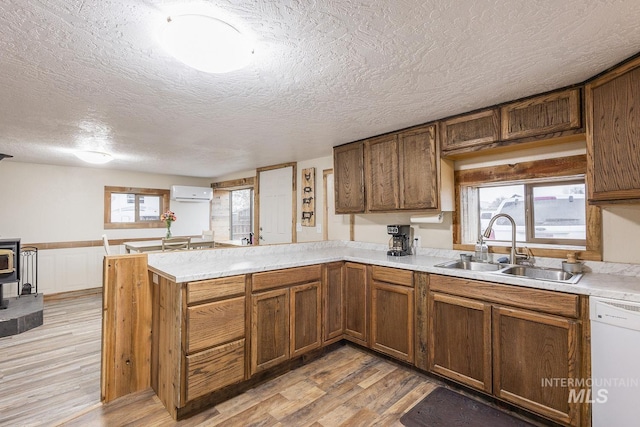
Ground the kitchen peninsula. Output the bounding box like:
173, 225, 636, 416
102, 241, 640, 426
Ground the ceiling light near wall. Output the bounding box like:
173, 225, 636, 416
74, 151, 113, 164
160, 14, 253, 73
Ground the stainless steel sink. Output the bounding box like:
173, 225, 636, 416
434, 260, 583, 284
496, 265, 582, 284
435, 260, 504, 272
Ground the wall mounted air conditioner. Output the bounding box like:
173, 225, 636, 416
170, 185, 213, 202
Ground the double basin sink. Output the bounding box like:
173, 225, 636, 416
434, 260, 582, 284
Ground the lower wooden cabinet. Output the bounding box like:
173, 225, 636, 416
428, 292, 492, 393
185, 339, 245, 401
322, 262, 344, 344
493, 306, 580, 426
427, 274, 584, 426
251, 288, 290, 374
250, 267, 322, 375
344, 262, 368, 345
290, 282, 322, 357
370, 268, 414, 363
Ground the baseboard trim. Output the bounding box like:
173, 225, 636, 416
44, 287, 102, 302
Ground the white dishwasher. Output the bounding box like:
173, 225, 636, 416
590, 296, 640, 427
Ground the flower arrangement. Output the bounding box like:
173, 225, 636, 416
160, 210, 177, 238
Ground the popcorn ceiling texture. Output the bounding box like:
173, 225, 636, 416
1, 0, 639, 177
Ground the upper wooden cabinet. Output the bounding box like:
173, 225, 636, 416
501, 88, 581, 140
334, 141, 365, 213
399, 125, 438, 210
440, 109, 500, 152
335, 124, 442, 213
364, 134, 399, 211
587, 56, 640, 204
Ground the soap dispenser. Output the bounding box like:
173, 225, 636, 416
474, 237, 488, 262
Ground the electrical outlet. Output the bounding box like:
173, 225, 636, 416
316, 224, 322, 234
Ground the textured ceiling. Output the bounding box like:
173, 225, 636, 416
1, 0, 639, 178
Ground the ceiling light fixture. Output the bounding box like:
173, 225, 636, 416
160, 14, 253, 73
74, 151, 113, 164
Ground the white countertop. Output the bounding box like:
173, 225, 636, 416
147, 241, 640, 302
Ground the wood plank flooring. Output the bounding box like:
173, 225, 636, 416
1, 293, 544, 427
0, 295, 102, 427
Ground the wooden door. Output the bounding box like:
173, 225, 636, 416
251, 288, 289, 374
439, 109, 500, 153
398, 125, 438, 210
493, 306, 580, 426
323, 262, 344, 344
258, 166, 294, 244
587, 57, 640, 203
370, 281, 414, 362
364, 134, 399, 211
333, 142, 365, 213
290, 281, 322, 357
428, 292, 492, 393
343, 262, 368, 345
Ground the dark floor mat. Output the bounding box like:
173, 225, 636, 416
400, 387, 537, 427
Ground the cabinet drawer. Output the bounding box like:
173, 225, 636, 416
371, 266, 413, 287
252, 265, 322, 292
430, 275, 579, 318
187, 275, 245, 304
185, 338, 245, 402
187, 296, 245, 353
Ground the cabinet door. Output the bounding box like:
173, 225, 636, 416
186, 296, 245, 353
371, 281, 414, 362
344, 263, 368, 345
428, 292, 492, 393
398, 125, 438, 210
364, 134, 399, 211
251, 288, 289, 375
440, 109, 500, 152
290, 281, 322, 358
587, 58, 640, 203
333, 142, 365, 213
323, 262, 344, 344
493, 306, 580, 426
501, 88, 581, 140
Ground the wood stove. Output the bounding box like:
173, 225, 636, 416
0, 238, 20, 309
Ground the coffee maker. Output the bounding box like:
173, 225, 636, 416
387, 225, 412, 256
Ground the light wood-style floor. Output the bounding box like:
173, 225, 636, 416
1, 294, 543, 427
0, 295, 102, 427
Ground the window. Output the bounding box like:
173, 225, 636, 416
454, 154, 602, 260
478, 181, 586, 245
230, 188, 253, 240
104, 186, 170, 229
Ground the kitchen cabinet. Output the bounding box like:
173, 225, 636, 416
493, 306, 580, 426
370, 266, 414, 363
334, 124, 444, 213
440, 109, 500, 152
323, 262, 344, 344
501, 88, 582, 140
398, 125, 439, 210
364, 134, 399, 211
250, 265, 322, 375
586, 55, 640, 203
333, 141, 365, 213
152, 274, 247, 418
428, 274, 583, 426
344, 262, 368, 345
428, 292, 492, 392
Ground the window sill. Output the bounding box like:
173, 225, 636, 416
453, 243, 601, 261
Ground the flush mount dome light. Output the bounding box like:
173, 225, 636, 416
74, 151, 113, 164
160, 14, 253, 73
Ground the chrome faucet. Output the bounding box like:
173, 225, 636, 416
482, 213, 528, 265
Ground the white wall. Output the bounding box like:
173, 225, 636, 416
0, 161, 212, 294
